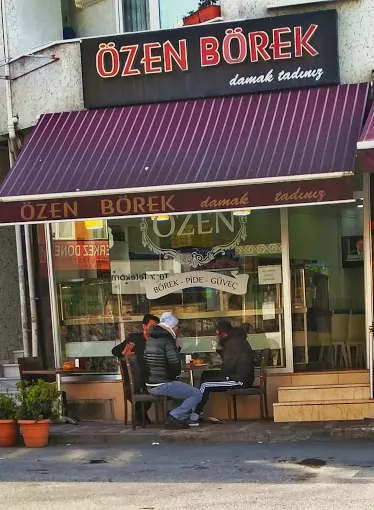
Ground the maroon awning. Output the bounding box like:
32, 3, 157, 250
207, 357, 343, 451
358, 101, 374, 150
0, 82, 369, 202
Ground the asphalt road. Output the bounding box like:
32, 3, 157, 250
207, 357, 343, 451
1, 441, 374, 509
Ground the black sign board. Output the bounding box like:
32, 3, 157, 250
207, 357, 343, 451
81, 9, 339, 109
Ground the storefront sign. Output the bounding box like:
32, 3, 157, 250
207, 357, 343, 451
53, 241, 110, 271
258, 265, 283, 285
140, 215, 247, 268
145, 271, 249, 299
81, 10, 339, 108
0, 177, 354, 225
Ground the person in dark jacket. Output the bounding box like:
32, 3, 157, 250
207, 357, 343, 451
112, 313, 159, 425
195, 320, 254, 416
144, 312, 203, 429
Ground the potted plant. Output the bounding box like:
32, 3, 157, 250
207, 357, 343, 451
0, 393, 18, 447
17, 380, 61, 448
183, 1, 221, 26
183, 9, 200, 26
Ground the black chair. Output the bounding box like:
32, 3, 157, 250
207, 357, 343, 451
119, 356, 168, 430
18, 356, 69, 417
226, 349, 270, 421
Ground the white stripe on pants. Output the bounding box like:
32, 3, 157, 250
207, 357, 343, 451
200, 380, 243, 393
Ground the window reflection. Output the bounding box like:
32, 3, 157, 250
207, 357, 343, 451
51, 211, 285, 372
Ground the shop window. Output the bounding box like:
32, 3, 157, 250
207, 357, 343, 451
52, 222, 76, 240
289, 202, 366, 372
51, 210, 287, 373
51, 221, 108, 241
123, 0, 150, 31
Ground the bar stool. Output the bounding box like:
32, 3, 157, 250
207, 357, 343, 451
346, 312, 366, 368
330, 311, 350, 368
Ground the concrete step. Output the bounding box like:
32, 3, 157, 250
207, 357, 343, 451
273, 399, 374, 422
289, 370, 369, 387
0, 360, 10, 378
13, 350, 24, 364
278, 384, 370, 403
0, 377, 20, 393
2, 364, 20, 379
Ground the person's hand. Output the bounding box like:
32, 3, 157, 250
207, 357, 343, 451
122, 342, 135, 356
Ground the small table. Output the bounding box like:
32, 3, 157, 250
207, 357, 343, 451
185, 364, 221, 387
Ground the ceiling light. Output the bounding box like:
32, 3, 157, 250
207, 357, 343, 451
85, 219, 104, 229
151, 215, 170, 221
232, 209, 251, 216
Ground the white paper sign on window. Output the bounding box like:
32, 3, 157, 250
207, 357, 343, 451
258, 265, 282, 285
262, 302, 276, 321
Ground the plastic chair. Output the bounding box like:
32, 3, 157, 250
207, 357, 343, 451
347, 313, 366, 368
331, 312, 350, 368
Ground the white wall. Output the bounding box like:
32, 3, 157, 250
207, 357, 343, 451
11, 41, 84, 131
67, 0, 118, 38
222, 0, 374, 85
5, 0, 63, 58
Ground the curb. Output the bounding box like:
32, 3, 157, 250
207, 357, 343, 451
48, 426, 374, 446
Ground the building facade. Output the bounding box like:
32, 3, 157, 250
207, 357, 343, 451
0, 0, 374, 421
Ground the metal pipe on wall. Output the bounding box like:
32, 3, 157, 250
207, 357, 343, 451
14, 222, 30, 357
25, 225, 38, 356
44, 224, 62, 369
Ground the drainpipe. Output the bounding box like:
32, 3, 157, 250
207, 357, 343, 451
25, 225, 38, 356
1, 0, 30, 357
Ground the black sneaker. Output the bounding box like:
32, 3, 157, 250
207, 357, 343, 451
166, 414, 189, 429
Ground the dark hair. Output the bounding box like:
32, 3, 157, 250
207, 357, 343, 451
242, 322, 255, 334
142, 314, 160, 325
231, 326, 247, 339
216, 319, 233, 335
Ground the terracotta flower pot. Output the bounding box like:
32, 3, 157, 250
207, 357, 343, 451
0, 420, 17, 447
18, 419, 51, 448
183, 11, 200, 25
198, 5, 221, 23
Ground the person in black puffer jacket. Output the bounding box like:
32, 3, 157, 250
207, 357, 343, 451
195, 320, 254, 417
145, 312, 202, 429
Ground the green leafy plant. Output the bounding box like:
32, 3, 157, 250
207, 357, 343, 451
0, 393, 18, 420
198, 0, 218, 8
17, 380, 62, 421
186, 0, 218, 16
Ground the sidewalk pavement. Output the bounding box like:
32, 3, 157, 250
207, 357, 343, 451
48, 419, 374, 446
